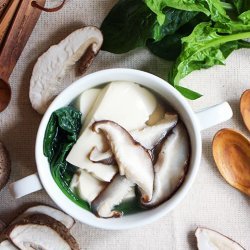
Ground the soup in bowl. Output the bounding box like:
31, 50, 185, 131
44, 80, 191, 219
10, 68, 232, 229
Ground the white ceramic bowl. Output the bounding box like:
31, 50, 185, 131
11, 68, 233, 230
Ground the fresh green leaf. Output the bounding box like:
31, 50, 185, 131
147, 35, 183, 60
152, 7, 199, 41
224, 0, 250, 14
238, 39, 250, 48
148, 11, 208, 60
144, 0, 229, 25
101, 0, 157, 53
175, 85, 203, 100
169, 21, 250, 87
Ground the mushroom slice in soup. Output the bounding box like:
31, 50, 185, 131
89, 147, 116, 165
131, 113, 178, 149
92, 120, 154, 202
143, 122, 190, 208
88, 113, 178, 165
91, 174, 134, 218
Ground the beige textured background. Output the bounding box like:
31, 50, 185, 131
0, 1, 250, 249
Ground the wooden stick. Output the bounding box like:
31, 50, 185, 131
0, 0, 21, 45
0, 0, 46, 81
0, 0, 10, 18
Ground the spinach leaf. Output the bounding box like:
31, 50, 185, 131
169, 18, 250, 88
44, 107, 81, 161
44, 107, 90, 210
147, 11, 208, 60
147, 35, 183, 60
225, 0, 250, 14
175, 85, 203, 100
101, 0, 157, 53
152, 7, 199, 40
144, 0, 229, 25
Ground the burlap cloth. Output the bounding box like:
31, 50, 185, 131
0, 1, 249, 249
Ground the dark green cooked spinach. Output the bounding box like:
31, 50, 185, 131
43, 106, 90, 210
44, 106, 143, 215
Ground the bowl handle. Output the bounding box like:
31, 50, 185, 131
195, 102, 233, 131
9, 173, 43, 198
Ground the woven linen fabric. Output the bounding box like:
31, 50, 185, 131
0, 1, 249, 249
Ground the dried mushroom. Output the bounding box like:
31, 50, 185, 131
195, 227, 245, 250
0, 205, 79, 249
12, 205, 75, 229
30, 26, 103, 114
0, 239, 18, 249
0, 141, 11, 192
6, 214, 79, 250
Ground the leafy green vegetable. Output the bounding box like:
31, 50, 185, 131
169, 15, 250, 86
175, 85, 203, 100
101, 0, 201, 53
147, 35, 183, 60
144, 0, 229, 24
44, 107, 90, 210
101, 0, 157, 53
152, 7, 199, 40
224, 0, 250, 14
44, 106, 144, 215
101, 0, 250, 99
147, 11, 208, 60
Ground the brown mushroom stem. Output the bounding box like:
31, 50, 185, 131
31, 0, 66, 12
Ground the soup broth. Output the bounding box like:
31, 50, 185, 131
44, 81, 190, 218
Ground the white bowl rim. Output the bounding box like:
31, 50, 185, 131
36, 68, 202, 230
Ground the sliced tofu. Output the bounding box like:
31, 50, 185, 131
74, 88, 101, 122
67, 127, 117, 181
83, 82, 157, 130
66, 82, 157, 181
70, 169, 106, 204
